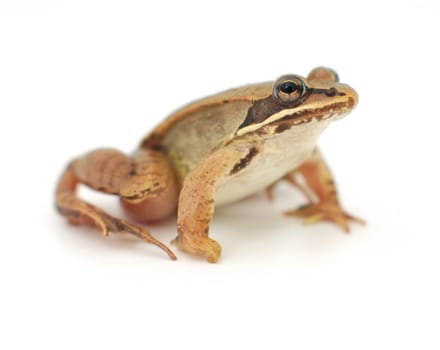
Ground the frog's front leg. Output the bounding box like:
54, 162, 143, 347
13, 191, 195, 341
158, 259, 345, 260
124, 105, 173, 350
176, 146, 253, 263
281, 148, 364, 232
55, 148, 178, 259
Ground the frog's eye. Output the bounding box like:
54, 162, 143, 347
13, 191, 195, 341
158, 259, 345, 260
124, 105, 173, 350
273, 75, 308, 105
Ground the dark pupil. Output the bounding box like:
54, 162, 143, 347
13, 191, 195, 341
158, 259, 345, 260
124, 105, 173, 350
280, 81, 298, 94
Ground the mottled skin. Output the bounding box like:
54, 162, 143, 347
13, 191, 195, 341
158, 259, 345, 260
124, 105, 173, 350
56, 67, 363, 263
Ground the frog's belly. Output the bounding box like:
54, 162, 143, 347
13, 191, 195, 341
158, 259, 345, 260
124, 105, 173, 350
215, 147, 311, 206
215, 121, 330, 206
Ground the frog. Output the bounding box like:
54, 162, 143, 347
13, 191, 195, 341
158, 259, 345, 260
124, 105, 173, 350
55, 67, 363, 263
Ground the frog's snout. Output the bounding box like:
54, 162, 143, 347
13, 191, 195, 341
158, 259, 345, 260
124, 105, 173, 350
337, 84, 358, 109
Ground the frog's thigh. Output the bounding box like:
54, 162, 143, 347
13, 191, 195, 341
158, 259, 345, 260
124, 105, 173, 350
176, 146, 252, 263
72, 148, 179, 222
119, 148, 179, 222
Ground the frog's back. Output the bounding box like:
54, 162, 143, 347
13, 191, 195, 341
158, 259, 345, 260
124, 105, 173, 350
141, 82, 272, 180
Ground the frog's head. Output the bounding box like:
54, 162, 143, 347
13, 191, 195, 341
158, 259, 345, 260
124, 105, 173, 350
236, 67, 358, 137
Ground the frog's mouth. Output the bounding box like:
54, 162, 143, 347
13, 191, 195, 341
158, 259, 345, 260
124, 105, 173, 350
236, 96, 355, 137
272, 99, 354, 127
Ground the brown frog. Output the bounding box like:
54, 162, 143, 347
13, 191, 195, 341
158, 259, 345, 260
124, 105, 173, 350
56, 67, 363, 263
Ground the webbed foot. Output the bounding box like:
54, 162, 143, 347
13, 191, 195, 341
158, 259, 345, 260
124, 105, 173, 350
59, 192, 177, 260
284, 202, 365, 233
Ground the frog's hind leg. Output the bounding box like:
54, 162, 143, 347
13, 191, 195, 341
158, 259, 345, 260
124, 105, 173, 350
277, 148, 365, 232
55, 148, 178, 260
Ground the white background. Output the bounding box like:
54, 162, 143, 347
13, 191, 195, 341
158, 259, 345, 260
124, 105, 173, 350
1, 1, 439, 349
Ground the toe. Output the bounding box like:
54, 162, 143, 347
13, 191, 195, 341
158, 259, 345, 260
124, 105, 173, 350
206, 240, 222, 263
303, 213, 324, 224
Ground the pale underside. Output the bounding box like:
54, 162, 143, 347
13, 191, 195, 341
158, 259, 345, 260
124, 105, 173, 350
215, 119, 331, 206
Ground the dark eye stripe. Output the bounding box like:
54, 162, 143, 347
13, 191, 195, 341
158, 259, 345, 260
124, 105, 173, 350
309, 87, 345, 97
238, 95, 284, 129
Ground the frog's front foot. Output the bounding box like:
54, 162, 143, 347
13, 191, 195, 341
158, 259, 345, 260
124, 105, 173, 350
284, 202, 365, 233
174, 233, 222, 263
